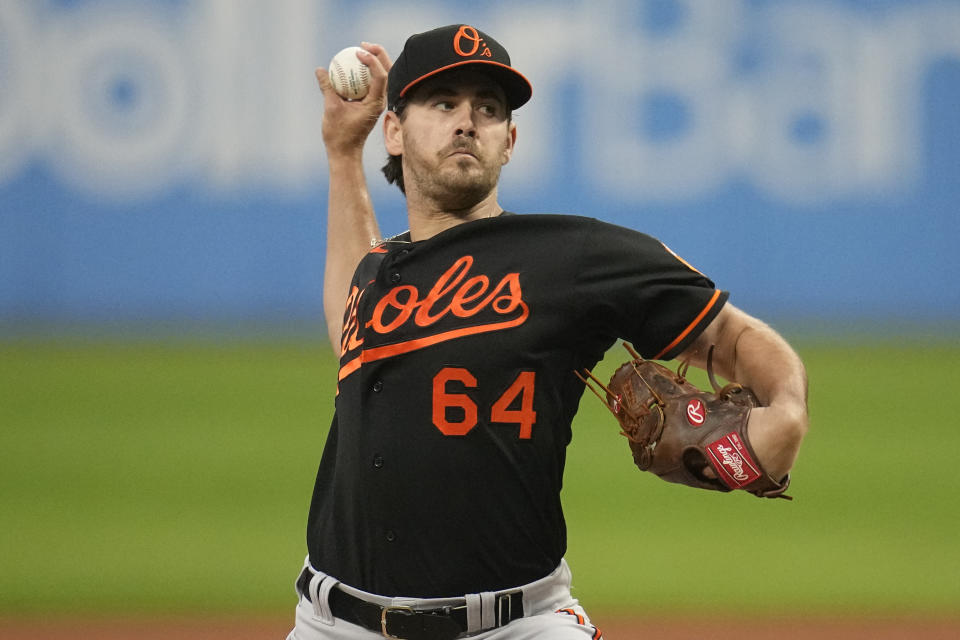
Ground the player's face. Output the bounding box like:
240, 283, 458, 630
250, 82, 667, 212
387, 71, 516, 210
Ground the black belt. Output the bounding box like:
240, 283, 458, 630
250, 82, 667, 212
296, 568, 524, 640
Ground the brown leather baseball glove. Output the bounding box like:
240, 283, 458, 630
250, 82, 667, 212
578, 344, 791, 499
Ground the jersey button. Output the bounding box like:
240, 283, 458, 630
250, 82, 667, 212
372, 454, 384, 469
385, 530, 396, 542
372, 380, 383, 393
389, 271, 401, 283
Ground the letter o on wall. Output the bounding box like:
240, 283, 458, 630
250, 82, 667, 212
48, 7, 195, 199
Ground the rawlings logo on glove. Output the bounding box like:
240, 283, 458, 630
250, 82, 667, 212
577, 344, 791, 500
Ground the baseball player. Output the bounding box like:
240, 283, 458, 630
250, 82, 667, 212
290, 24, 808, 640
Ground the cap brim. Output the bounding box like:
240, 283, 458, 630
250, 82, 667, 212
398, 60, 532, 110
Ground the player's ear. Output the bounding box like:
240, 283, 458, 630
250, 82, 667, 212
384, 111, 403, 155
501, 121, 517, 166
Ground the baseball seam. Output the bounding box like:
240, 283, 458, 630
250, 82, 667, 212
333, 62, 349, 94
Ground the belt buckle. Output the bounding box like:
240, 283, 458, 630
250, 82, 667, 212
496, 591, 522, 625
380, 605, 414, 639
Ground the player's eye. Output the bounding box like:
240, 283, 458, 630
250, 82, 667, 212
434, 100, 454, 111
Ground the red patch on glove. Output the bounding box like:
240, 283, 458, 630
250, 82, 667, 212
706, 432, 762, 489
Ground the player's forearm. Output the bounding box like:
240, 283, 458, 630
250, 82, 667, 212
683, 305, 809, 478
725, 321, 809, 478
323, 151, 381, 352
314, 43, 390, 353
720, 312, 809, 479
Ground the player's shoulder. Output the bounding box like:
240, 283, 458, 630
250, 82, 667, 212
502, 212, 658, 241
500, 211, 619, 230
502, 211, 593, 223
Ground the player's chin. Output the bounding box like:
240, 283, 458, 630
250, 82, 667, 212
435, 174, 499, 210
441, 163, 496, 187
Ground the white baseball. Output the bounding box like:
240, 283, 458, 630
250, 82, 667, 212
328, 46, 371, 100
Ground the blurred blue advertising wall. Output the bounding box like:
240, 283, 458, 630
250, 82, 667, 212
1, 0, 958, 336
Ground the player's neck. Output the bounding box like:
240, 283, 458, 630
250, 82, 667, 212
405, 189, 503, 242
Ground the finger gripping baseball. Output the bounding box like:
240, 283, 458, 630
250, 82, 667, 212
579, 344, 791, 499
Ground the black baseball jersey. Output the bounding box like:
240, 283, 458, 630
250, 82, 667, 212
306, 213, 727, 597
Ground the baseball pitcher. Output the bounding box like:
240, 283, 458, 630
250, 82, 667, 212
289, 24, 809, 640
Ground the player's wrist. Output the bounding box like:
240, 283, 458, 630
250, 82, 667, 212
746, 405, 806, 479
325, 147, 367, 174
764, 396, 809, 438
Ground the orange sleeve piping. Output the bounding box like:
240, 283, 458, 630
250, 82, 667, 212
652, 289, 722, 361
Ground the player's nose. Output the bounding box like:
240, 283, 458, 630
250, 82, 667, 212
452, 104, 477, 138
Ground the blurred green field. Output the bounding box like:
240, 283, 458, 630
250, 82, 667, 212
1, 339, 958, 619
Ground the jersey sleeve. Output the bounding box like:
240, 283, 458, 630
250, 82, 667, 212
575, 217, 728, 360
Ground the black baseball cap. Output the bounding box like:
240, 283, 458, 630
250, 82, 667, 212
387, 24, 532, 112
